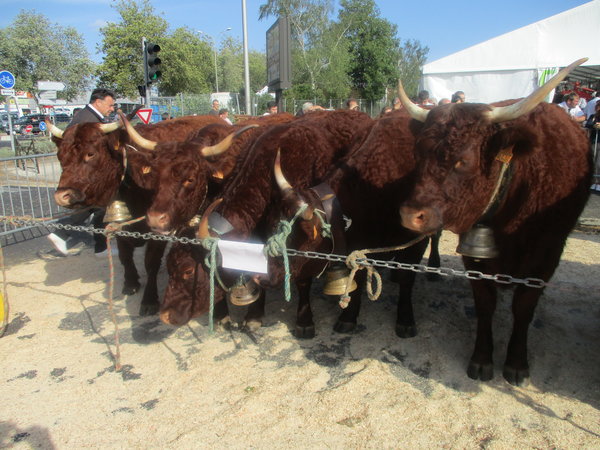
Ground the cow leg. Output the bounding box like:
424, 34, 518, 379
139, 240, 167, 316
294, 277, 315, 339
333, 271, 366, 333
393, 268, 418, 338
116, 237, 141, 295
466, 275, 497, 382
426, 231, 442, 281
503, 285, 542, 387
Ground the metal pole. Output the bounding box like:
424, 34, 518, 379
214, 43, 219, 93
242, 0, 251, 115
5, 100, 16, 155
142, 37, 150, 107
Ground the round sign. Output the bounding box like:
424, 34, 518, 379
0, 70, 16, 89
25, 124, 33, 133
39, 121, 47, 132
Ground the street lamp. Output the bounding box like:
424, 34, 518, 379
198, 27, 232, 93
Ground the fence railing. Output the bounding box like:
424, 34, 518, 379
0, 152, 63, 245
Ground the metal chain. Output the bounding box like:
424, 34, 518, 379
3, 216, 547, 288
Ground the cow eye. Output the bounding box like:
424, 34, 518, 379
183, 177, 195, 187
454, 159, 466, 171
84, 151, 96, 161
182, 266, 195, 279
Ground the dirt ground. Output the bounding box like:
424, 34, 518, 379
1, 217, 599, 448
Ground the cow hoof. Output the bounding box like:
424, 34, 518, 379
244, 318, 262, 332
122, 282, 141, 296
333, 321, 356, 334
295, 324, 315, 339
503, 366, 530, 387
467, 360, 494, 381
395, 324, 417, 338
139, 302, 159, 316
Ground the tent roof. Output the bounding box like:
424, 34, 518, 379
423, 0, 600, 78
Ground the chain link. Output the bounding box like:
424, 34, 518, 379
3, 217, 547, 289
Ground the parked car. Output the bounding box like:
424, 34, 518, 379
13, 114, 48, 135
0, 112, 19, 133
52, 113, 71, 124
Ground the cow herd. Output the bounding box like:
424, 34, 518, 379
47, 58, 592, 387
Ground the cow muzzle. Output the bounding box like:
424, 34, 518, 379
400, 205, 442, 234
147, 209, 171, 234
54, 188, 85, 208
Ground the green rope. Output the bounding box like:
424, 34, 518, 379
264, 203, 309, 302
313, 209, 332, 239
200, 236, 221, 333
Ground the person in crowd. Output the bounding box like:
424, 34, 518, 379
346, 98, 359, 111
438, 98, 451, 105
295, 102, 324, 116
451, 91, 466, 103
208, 99, 220, 116
392, 97, 403, 111
41, 88, 117, 260
417, 90, 435, 107
219, 108, 233, 125
584, 91, 599, 119
263, 101, 278, 115
586, 100, 600, 191
558, 92, 586, 123
161, 112, 171, 121
379, 106, 393, 116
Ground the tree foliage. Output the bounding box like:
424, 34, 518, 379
160, 27, 213, 95
0, 10, 94, 100
96, 0, 168, 98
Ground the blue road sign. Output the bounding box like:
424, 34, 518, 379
39, 121, 47, 132
0, 71, 16, 89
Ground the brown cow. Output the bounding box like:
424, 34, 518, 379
160, 110, 376, 332
399, 59, 592, 386
49, 115, 225, 315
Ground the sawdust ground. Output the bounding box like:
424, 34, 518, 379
1, 230, 599, 448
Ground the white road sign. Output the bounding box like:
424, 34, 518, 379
37, 81, 66, 91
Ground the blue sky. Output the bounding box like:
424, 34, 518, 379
0, 0, 591, 64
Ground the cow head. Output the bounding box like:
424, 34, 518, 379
399, 58, 588, 235
50, 121, 125, 208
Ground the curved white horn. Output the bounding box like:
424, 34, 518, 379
196, 198, 223, 240
488, 57, 589, 123
274, 149, 293, 194
99, 120, 122, 134
46, 120, 64, 139
119, 112, 157, 150
201, 124, 258, 157
397, 80, 429, 122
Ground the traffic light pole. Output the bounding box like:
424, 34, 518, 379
142, 37, 150, 107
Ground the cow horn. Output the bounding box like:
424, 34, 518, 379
119, 112, 157, 150
196, 198, 224, 240
201, 124, 259, 157
487, 57, 588, 123
397, 80, 429, 122
46, 120, 64, 139
274, 149, 313, 220
99, 120, 122, 134
274, 149, 292, 194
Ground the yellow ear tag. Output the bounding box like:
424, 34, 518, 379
213, 170, 224, 180
142, 166, 151, 174
313, 225, 318, 240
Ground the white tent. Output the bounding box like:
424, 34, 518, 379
420, 0, 600, 103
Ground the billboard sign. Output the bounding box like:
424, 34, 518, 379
266, 17, 291, 92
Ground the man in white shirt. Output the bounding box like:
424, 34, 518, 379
558, 93, 585, 123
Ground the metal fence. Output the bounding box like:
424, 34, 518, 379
0, 152, 63, 246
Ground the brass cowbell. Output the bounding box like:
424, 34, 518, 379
456, 224, 499, 259
228, 275, 261, 306
322, 263, 358, 296
103, 198, 132, 223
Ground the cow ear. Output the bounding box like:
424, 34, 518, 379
491, 126, 538, 157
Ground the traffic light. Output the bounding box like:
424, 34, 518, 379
144, 42, 162, 86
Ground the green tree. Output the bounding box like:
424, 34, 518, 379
259, 0, 350, 98
0, 10, 94, 100
160, 27, 213, 95
248, 50, 267, 93
338, 0, 401, 101
96, 0, 168, 98
219, 36, 244, 93
397, 39, 429, 98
